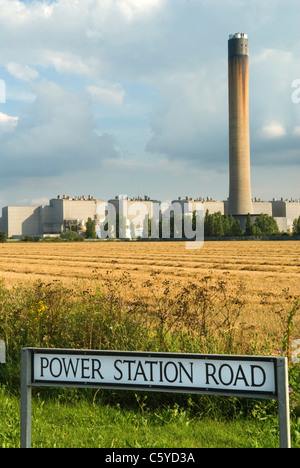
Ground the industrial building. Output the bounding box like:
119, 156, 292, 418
0, 195, 105, 238
0, 194, 299, 238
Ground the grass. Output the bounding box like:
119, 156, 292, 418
1, 386, 296, 449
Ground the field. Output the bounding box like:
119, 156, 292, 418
0, 239, 299, 352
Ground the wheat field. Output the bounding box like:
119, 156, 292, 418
0, 240, 299, 341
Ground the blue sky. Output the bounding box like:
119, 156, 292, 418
0, 0, 299, 208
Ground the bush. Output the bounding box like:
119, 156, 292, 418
60, 231, 84, 242
0, 232, 7, 243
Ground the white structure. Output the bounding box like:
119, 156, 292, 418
0, 195, 105, 238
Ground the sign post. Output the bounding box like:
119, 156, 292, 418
20, 348, 291, 448
0, 340, 5, 364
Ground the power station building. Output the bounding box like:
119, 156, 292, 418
0, 195, 105, 238
0, 194, 299, 238
0, 33, 299, 238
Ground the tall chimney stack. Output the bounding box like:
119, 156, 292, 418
228, 33, 253, 215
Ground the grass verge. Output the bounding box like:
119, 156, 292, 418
2, 386, 299, 448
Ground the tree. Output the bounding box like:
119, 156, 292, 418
204, 211, 215, 237
223, 215, 231, 236
86, 217, 96, 239
231, 219, 242, 236
292, 216, 300, 235
214, 212, 224, 237
245, 213, 253, 236
254, 214, 279, 236
0, 231, 7, 243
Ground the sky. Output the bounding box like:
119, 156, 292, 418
0, 0, 299, 208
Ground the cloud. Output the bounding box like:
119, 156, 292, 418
293, 126, 300, 136
260, 121, 287, 139
0, 80, 120, 181
116, 0, 164, 21
87, 84, 125, 106
0, 0, 299, 204
0, 112, 19, 132
6, 62, 39, 81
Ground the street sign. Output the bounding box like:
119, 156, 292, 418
20, 348, 291, 448
0, 340, 5, 364
31, 349, 277, 397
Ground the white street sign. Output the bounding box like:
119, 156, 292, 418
32, 350, 276, 397
20, 348, 291, 448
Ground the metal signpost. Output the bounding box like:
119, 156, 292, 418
20, 348, 291, 448
0, 340, 5, 364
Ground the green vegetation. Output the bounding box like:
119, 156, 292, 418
0, 232, 7, 243
293, 216, 300, 235
204, 211, 280, 237
86, 217, 97, 239
204, 211, 242, 237
0, 278, 299, 448
1, 385, 293, 448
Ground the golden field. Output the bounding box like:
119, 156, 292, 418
0, 240, 299, 347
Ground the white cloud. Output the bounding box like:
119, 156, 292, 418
44, 51, 94, 77
6, 62, 39, 81
260, 121, 287, 139
292, 126, 300, 136
87, 83, 125, 105
0, 112, 19, 132
116, 0, 163, 21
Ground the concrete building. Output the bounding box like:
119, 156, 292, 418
0, 195, 105, 238
228, 33, 253, 215
108, 195, 161, 238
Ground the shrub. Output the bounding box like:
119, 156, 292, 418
0, 232, 7, 243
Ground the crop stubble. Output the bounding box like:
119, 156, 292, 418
0, 240, 299, 340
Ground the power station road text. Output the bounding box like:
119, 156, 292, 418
33, 352, 276, 395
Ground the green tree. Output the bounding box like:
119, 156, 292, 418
223, 215, 231, 236
86, 217, 96, 239
292, 216, 300, 235
204, 211, 215, 237
214, 212, 224, 237
245, 213, 254, 236
231, 219, 242, 236
254, 214, 279, 235
0, 231, 7, 243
